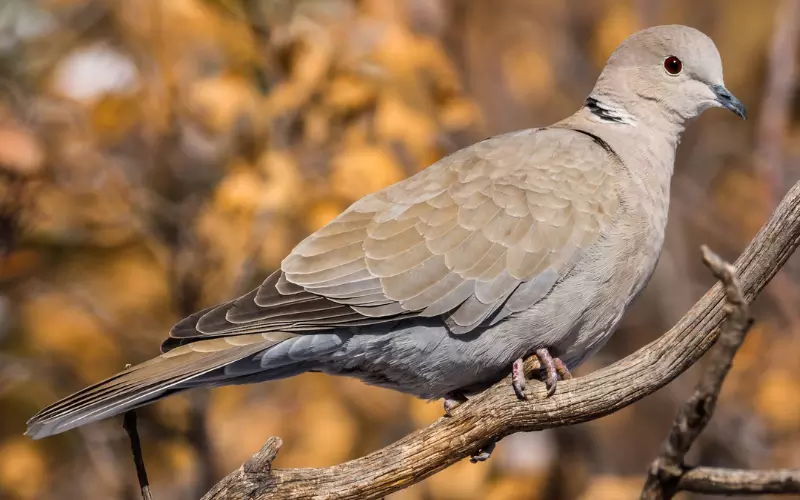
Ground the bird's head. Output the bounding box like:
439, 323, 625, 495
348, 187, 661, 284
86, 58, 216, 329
590, 25, 746, 124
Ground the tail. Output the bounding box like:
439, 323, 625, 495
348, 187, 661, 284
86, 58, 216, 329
26, 333, 292, 439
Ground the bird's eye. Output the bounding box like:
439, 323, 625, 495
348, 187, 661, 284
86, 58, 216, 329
664, 56, 682, 75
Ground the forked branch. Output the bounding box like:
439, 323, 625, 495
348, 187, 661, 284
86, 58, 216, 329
641, 247, 755, 499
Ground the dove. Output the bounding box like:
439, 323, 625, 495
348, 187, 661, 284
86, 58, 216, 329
27, 25, 746, 442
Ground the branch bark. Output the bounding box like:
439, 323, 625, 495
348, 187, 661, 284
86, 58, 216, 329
202, 180, 800, 500
678, 467, 800, 495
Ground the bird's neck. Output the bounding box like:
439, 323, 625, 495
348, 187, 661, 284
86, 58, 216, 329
560, 100, 683, 171
581, 92, 687, 145
557, 96, 685, 229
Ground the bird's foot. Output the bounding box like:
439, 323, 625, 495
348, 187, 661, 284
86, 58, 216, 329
470, 438, 497, 463
443, 392, 468, 416
534, 348, 571, 397
511, 358, 527, 400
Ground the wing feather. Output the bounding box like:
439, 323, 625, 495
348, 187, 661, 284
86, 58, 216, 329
163, 128, 620, 345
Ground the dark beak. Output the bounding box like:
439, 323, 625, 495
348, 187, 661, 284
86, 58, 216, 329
711, 84, 747, 120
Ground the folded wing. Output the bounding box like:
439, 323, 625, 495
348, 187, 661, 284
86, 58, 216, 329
167, 128, 620, 345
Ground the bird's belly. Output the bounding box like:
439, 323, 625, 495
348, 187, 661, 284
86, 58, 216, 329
505, 228, 663, 369
319, 227, 663, 399
319, 322, 523, 399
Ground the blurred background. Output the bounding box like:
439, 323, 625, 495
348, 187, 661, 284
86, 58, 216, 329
0, 0, 799, 499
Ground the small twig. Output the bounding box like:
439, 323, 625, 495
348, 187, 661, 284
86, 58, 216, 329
0, 173, 30, 256
122, 409, 154, 500
678, 467, 800, 495
641, 245, 753, 500
202, 437, 282, 499
243, 436, 283, 476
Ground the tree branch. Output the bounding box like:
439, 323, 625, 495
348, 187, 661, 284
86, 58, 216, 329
202, 180, 800, 500
678, 467, 800, 495
640, 246, 753, 499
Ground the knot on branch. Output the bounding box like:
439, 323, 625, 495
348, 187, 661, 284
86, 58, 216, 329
650, 459, 685, 483
700, 245, 748, 312
243, 436, 283, 478
201, 437, 283, 500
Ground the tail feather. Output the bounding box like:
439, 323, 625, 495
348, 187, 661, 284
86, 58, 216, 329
26, 333, 292, 439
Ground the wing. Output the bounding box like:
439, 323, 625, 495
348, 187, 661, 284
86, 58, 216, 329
166, 128, 620, 348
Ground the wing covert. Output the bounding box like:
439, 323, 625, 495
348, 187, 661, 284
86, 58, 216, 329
167, 128, 621, 346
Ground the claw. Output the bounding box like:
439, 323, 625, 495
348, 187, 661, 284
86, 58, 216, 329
511, 358, 527, 400
470, 439, 496, 463
554, 357, 573, 380
535, 348, 559, 397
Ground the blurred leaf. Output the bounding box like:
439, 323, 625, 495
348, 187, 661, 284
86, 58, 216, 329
577, 476, 651, 500
502, 47, 553, 103
485, 475, 548, 500
426, 458, 490, 499
0, 126, 44, 176
756, 367, 800, 433
23, 292, 122, 382
375, 89, 438, 162
91, 94, 142, 144
188, 75, 259, 133
325, 73, 377, 112
331, 144, 404, 201
305, 198, 345, 232
593, 4, 640, 66
0, 438, 48, 500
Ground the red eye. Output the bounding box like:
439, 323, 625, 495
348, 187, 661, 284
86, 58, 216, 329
664, 56, 682, 75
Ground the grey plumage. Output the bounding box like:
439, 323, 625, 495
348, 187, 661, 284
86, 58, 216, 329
27, 25, 746, 439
